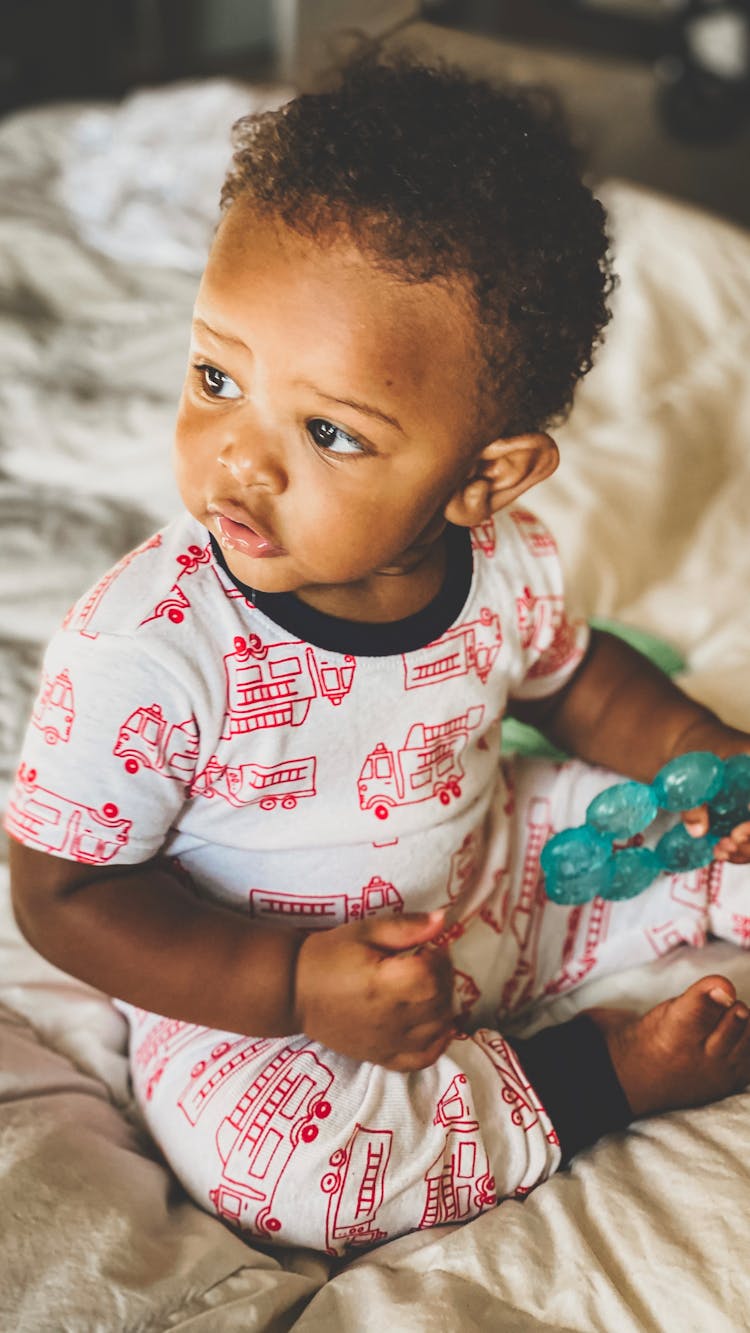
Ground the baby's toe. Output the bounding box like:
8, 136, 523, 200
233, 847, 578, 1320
704, 1002, 749, 1059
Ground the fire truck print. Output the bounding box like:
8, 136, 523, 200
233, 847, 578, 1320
479, 1031, 556, 1145
177, 1037, 275, 1126
543, 896, 612, 998
212, 561, 254, 607
420, 1074, 494, 1228
479, 865, 512, 935
500, 797, 554, 1014
133, 1015, 196, 1075
446, 831, 481, 902
403, 610, 502, 689
207, 1044, 334, 1238
516, 587, 564, 654
645, 915, 705, 957
731, 913, 750, 946
516, 588, 582, 682
62, 532, 163, 632
114, 704, 199, 782
191, 754, 316, 810
132, 1016, 200, 1102
321, 1125, 392, 1253
248, 875, 404, 929
453, 968, 480, 1015
221, 635, 355, 737
139, 542, 213, 626
509, 508, 556, 556
706, 859, 725, 908
7, 763, 131, 863
358, 705, 484, 820
668, 866, 714, 913
470, 518, 496, 557
32, 669, 75, 745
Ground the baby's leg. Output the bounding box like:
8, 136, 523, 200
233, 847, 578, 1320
122, 1006, 564, 1254
120, 977, 750, 1256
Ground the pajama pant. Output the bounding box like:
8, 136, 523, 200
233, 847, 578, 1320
119, 757, 750, 1255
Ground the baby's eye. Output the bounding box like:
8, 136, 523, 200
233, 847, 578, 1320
307, 418, 364, 455
194, 364, 242, 399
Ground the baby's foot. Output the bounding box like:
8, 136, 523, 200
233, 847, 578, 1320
587, 975, 750, 1117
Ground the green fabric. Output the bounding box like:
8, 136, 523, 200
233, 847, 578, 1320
500, 619, 686, 759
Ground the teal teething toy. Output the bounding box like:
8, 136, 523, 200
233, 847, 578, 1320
541, 751, 750, 905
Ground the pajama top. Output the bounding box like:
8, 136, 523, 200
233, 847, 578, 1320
6, 507, 589, 934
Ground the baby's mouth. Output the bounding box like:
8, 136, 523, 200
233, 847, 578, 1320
212, 509, 286, 559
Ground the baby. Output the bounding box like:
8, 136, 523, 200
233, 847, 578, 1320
7, 54, 750, 1256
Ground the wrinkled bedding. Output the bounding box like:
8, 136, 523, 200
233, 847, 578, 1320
2, 81, 750, 1332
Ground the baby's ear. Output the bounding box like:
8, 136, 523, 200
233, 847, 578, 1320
443, 433, 559, 527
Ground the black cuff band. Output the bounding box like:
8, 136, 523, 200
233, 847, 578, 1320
508, 1013, 633, 1163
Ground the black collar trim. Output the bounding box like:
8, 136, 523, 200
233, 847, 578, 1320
208, 523, 474, 657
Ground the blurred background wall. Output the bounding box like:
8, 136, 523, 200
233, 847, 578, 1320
2, 0, 749, 225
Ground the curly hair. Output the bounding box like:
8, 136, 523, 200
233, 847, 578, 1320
221, 52, 614, 436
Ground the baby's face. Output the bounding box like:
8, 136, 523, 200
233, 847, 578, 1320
174, 201, 483, 619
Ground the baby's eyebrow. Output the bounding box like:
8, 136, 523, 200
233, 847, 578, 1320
297, 382, 404, 434
193, 316, 248, 349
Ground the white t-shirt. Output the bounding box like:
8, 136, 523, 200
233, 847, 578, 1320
7, 508, 588, 931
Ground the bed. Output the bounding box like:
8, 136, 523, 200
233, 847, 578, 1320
2, 78, 750, 1332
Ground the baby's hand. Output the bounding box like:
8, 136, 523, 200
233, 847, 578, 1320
683, 806, 750, 863
293, 911, 456, 1070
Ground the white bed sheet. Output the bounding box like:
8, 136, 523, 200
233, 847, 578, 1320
2, 81, 750, 1332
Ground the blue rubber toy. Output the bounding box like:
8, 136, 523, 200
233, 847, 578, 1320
541, 751, 750, 905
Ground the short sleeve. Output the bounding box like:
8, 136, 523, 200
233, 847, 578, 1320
4, 628, 199, 867
504, 508, 590, 701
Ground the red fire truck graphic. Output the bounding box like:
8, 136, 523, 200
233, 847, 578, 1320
133, 1015, 195, 1075
509, 508, 556, 556
321, 1125, 392, 1253
516, 588, 564, 654
248, 876, 404, 929
211, 561, 254, 606
114, 704, 199, 782
453, 969, 480, 1015
7, 764, 131, 863
132, 1016, 201, 1102
446, 831, 481, 903
139, 542, 213, 626
177, 1037, 275, 1126
479, 865, 512, 935
500, 797, 554, 1014
403, 609, 503, 689
62, 532, 163, 632
706, 859, 725, 908
207, 1044, 334, 1238
479, 1031, 555, 1144
668, 865, 715, 913
221, 635, 355, 737
516, 589, 583, 682
358, 706, 484, 820
470, 518, 496, 557
645, 914, 705, 958
543, 895, 612, 997
420, 1074, 494, 1228
191, 754, 316, 810
32, 669, 75, 745
731, 913, 750, 946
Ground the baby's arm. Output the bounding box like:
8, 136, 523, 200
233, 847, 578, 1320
9, 839, 455, 1069
513, 627, 750, 779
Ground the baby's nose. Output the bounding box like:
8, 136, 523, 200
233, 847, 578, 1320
218, 429, 286, 493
